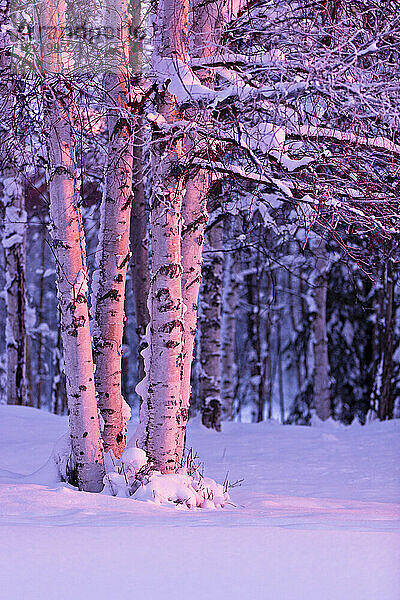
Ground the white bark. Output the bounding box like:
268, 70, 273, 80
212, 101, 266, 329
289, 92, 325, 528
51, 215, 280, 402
137, 0, 188, 473
2, 175, 28, 406
92, 0, 133, 458
379, 258, 395, 420
130, 0, 150, 386
187, 0, 224, 432
371, 258, 396, 421
40, 0, 104, 491
312, 239, 331, 421
221, 231, 239, 421
178, 167, 208, 454
0, 0, 29, 407
36, 223, 47, 409
199, 218, 224, 430
130, 116, 150, 384
177, 0, 225, 448
52, 324, 67, 415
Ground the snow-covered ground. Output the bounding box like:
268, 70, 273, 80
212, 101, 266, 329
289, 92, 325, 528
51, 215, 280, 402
0, 405, 399, 599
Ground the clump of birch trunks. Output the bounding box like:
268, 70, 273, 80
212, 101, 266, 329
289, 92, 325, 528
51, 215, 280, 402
102, 447, 230, 509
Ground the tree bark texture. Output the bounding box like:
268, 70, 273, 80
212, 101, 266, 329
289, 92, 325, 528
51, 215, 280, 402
51, 323, 67, 415
92, 0, 134, 458
137, 0, 189, 473
178, 167, 208, 451
130, 0, 150, 387
3, 175, 28, 406
189, 0, 224, 432
36, 223, 47, 409
0, 0, 29, 407
312, 239, 331, 421
40, 0, 104, 491
221, 222, 239, 421
130, 116, 150, 384
199, 218, 224, 430
178, 0, 224, 444
378, 257, 396, 420
258, 269, 272, 422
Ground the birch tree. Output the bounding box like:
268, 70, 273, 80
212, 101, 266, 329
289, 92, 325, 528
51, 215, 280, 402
130, 0, 150, 385
0, 0, 29, 406
187, 0, 224, 431
378, 257, 396, 421
38, 0, 104, 491
179, 168, 208, 445
178, 0, 224, 447
136, 0, 188, 473
199, 216, 224, 430
312, 238, 331, 421
2, 174, 28, 406
130, 121, 149, 385
92, 0, 134, 458
221, 219, 239, 421
370, 251, 397, 421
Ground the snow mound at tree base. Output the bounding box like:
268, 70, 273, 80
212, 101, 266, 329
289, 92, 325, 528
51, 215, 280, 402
102, 446, 230, 508
133, 472, 229, 509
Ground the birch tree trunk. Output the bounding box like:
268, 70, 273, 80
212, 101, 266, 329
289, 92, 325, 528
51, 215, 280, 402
39, 0, 104, 491
261, 310, 273, 421
36, 223, 47, 409
254, 248, 263, 422
258, 268, 272, 423
221, 238, 239, 421
177, 0, 222, 447
129, 6, 150, 385
130, 116, 150, 384
379, 257, 396, 421
369, 267, 385, 419
92, 0, 134, 458
288, 267, 303, 394
52, 324, 67, 415
3, 174, 28, 406
0, 0, 29, 407
199, 217, 224, 430
136, 0, 188, 473
312, 239, 331, 421
300, 274, 310, 383
277, 307, 285, 424
179, 169, 208, 446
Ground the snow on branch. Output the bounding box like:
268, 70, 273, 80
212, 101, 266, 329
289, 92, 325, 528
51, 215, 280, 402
152, 57, 214, 103
190, 159, 293, 197
152, 55, 308, 105
294, 126, 400, 157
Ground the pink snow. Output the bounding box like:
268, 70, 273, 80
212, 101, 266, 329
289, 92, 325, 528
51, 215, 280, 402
0, 405, 399, 599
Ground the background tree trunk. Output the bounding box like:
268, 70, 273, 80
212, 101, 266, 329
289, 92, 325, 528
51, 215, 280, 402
51, 323, 67, 416
36, 222, 47, 409
379, 257, 396, 420
3, 174, 28, 406
312, 239, 331, 421
258, 267, 272, 422
199, 217, 224, 430
221, 219, 239, 421
130, 116, 150, 385
130, 0, 150, 386
0, 1, 29, 407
